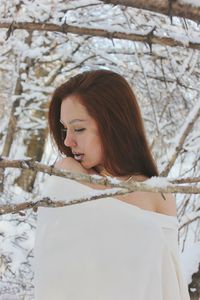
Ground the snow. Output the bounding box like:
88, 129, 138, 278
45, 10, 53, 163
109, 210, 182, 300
0, 0, 200, 298
146, 176, 172, 188
23, 47, 48, 59
179, 0, 200, 8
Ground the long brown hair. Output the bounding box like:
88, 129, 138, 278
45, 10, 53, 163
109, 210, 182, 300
48, 69, 159, 177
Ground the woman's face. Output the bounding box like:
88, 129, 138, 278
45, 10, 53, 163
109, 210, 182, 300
60, 95, 104, 170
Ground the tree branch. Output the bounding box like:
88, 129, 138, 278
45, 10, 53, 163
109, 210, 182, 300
0, 157, 199, 215
0, 157, 200, 191
160, 100, 200, 176
179, 212, 200, 230
0, 21, 200, 50
100, 0, 200, 23
0, 181, 200, 216
0, 190, 131, 215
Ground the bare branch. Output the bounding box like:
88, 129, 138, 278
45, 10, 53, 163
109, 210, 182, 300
1, 158, 199, 183
0, 157, 199, 215
179, 213, 200, 230
1, 191, 131, 215
0, 157, 200, 193
173, 177, 200, 184
100, 0, 200, 23
160, 100, 200, 176
0, 180, 200, 215
0, 21, 200, 50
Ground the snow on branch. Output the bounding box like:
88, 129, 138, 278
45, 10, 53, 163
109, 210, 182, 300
0, 21, 200, 50
0, 157, 199, 215
100, 0, 200, 23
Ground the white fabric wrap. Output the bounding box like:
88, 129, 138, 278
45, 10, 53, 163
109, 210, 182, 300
34, 175, 190, 300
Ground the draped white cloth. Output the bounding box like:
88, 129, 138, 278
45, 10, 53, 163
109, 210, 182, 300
34, 175, 190, 300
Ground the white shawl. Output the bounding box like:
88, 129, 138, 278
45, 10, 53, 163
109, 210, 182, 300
34, 175, 190, 300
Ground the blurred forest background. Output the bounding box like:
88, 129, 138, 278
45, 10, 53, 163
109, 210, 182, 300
0, 1, 200, 299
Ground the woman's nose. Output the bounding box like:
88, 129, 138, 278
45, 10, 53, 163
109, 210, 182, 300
64, 131, 77, 148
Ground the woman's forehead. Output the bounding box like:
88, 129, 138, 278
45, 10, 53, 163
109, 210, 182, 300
60, 95, 95, 126
61, 96, 89, 116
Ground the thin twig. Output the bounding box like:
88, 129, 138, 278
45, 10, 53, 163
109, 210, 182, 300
160, 100, 200, 176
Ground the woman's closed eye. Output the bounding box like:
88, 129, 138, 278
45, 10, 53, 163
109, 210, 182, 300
74, 128, 85, 133
61, 128, 85, 136
61, 128, 85, 141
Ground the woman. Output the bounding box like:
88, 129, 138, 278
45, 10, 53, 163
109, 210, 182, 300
34, 70, 190, 300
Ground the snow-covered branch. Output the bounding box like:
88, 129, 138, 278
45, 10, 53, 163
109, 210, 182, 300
100, 0, 200, 23
0, 175, 199, 215
0, 21, 200, 50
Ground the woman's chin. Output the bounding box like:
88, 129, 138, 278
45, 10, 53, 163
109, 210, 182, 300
80, 160, 89, 169
81, 161, 95, 170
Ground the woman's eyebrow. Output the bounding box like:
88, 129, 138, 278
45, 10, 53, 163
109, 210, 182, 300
60, 119, 86, 126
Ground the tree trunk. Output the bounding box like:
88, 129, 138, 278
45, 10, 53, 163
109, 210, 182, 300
14, 102, 48, 191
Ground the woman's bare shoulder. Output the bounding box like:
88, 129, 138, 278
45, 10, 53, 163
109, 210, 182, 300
54, 157, 89, 174
154, 193, 177, 217
54, 159, 115, 190
115, 191, 177, 217
54, 157, 73, 168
